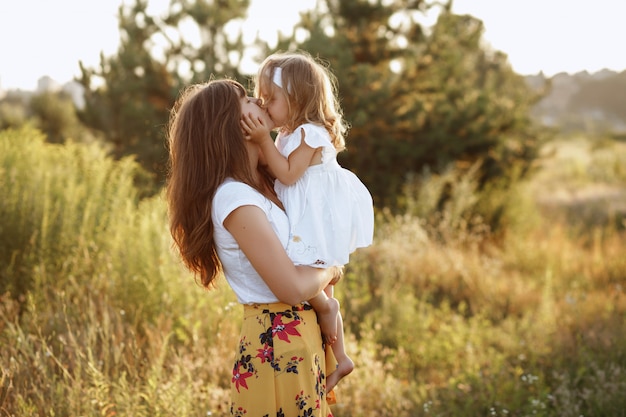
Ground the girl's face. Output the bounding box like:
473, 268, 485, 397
262, 85, 289, 128
241, 96, 274, 130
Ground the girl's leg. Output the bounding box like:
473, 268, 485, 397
308, 291, 339, 343
326, 309, 354, 392
308, 265, 344, 343
321, 284, 354, 392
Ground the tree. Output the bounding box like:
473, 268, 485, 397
277, 0, 543, 208
401, 11, 543, 187
76, 0, 545, 210
77, 0, 250, 189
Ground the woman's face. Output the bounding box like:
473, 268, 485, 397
241, 96, 274, 130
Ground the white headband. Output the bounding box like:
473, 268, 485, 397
271, 67, 291, 92
272, 67, 284, 88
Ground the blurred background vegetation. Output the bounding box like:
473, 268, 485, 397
1, 0, 625, 416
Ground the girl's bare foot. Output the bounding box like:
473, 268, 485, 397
327, 356, 354, 392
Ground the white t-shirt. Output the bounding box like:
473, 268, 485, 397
211, 178, 290, 304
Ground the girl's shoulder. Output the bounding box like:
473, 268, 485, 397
296, 123, 332, 149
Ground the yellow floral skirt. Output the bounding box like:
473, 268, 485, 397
230, 302, 337, 417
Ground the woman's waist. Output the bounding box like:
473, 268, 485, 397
243, 302, 313, 318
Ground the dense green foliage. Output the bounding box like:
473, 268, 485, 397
70, 0, 545, 210
2, 127, 626, 416
76, 0, 250, 189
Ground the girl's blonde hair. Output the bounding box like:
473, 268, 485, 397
254, 51, 347, 152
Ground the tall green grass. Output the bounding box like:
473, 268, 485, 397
1, 127, 626, 416
1, 127, 236, 415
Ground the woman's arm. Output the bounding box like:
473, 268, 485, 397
224, 204, 333, 305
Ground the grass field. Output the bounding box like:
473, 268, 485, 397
1, 127, 625, 416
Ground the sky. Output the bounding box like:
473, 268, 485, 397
1, 0, 625, 91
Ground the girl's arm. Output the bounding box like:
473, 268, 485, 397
224, 204, 333, 305
242, 113, 318, 185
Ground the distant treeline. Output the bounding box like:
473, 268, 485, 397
528, 69, 626, 133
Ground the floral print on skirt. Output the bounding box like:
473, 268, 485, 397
231, 302, 337, 417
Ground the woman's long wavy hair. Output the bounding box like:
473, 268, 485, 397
254, 51, 348, 152
166, 79, 273, 288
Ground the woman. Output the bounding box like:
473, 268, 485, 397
166, 78, 337, 417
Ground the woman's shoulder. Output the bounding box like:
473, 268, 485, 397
216, 178, 253, 194
214, 179, 266, 210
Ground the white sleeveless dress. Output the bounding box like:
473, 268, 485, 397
274, 123, 374, 267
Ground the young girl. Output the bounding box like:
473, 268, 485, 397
241, 51, 375, 391
166, 79, 339, 415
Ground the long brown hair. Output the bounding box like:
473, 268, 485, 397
254, 51, 348, 152
166, 79, 272, 288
